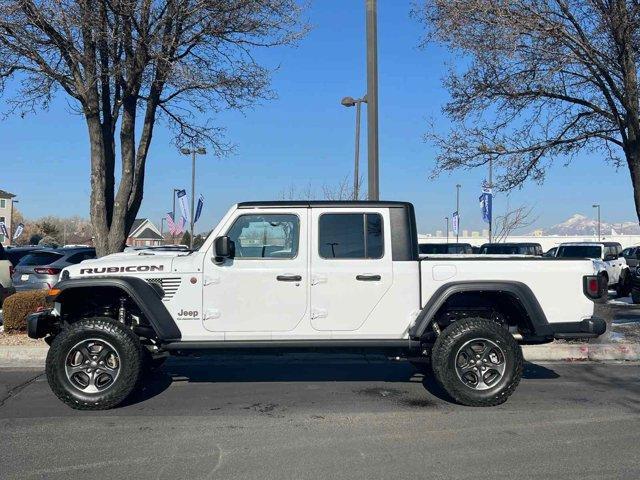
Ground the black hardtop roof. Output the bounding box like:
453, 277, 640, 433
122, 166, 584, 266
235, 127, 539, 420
420, 242, 472, 247
561, 241, 621, 247
237, 200, 413, 209
481, 242, 542, 247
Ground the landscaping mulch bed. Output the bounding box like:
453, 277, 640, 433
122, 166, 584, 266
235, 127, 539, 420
0, 331, 44, 346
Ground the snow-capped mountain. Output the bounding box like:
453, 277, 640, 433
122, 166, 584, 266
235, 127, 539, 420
540, 214, 640, 236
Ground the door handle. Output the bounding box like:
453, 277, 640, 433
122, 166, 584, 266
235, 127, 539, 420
356, 274, 381, 281
277, 275, 302, 282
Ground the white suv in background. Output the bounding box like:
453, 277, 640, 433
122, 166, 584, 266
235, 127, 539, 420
556, 242, 630, 297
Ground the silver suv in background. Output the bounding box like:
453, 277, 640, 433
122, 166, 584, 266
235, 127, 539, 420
12, 247, 96, 291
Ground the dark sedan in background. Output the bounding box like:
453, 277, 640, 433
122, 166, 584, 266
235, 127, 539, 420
11, 247, 95, 291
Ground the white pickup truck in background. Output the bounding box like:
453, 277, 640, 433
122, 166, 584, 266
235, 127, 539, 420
28, 201, 607, 410
555, 242, 631, 297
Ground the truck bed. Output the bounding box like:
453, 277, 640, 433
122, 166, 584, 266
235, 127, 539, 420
419, 256, 596, 325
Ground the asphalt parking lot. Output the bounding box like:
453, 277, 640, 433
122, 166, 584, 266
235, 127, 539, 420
1, 356, 639, 480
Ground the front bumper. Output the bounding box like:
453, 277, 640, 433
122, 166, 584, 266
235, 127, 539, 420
546, 317, 606, 339
27, 309, 59, 339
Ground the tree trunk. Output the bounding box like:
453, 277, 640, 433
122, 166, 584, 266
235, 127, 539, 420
87, 113, 111, 257
626, 133, 640, 226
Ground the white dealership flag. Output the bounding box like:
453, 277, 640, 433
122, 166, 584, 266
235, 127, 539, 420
176, 189, 190, 223
13, 222, 24, 240
452, 211, 459, 236
0, 221, 8, 238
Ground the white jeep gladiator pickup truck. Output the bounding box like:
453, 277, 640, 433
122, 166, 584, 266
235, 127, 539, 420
28, 201, 607, 410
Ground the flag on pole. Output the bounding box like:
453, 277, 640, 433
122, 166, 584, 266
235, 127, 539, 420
452, 211, 459, 236
166, 213, 177, 235
0, 221, 8, 239
176, 189, 190, 224
177, 216, 186, 234
479, 186, 493, 224
13, 223, 24, 240
194, 195, 204, 223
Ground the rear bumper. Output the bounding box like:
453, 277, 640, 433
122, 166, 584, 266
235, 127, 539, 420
546, 317, 606, 339
14, 282, 50, 292
27, 309, 58, 339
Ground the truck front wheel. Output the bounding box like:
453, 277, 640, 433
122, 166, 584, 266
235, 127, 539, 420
431, 318, 523, 407
46, 317, 144, 410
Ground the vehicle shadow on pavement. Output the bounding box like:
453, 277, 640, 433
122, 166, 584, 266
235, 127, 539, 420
122, 356, 561, 407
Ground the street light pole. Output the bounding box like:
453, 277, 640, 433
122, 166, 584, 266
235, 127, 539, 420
172, 188, 180, 244
366, 0, 379, 200
488, 157, 493, 243
181, 147, 206, 249
341, 96, 367, 200
9, 198, 18, 245
445, 216, 449, 244
593, 204, 601, 241
456, 184, 461, 243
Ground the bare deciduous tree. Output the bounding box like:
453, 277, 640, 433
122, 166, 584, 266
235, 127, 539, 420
414, 1, 640, 221
0, 0, 306, 255
279, 175, 367, 201
492, 204, 537, 242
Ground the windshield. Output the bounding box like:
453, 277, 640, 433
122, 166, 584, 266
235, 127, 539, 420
556, 245, 602, 259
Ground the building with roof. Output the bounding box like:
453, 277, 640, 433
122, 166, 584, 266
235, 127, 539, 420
126, 218, 164, 247
0, 189, 16, 246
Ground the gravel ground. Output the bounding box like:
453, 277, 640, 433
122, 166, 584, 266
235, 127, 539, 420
0, 332, 44, 346
593, 294, 640, 343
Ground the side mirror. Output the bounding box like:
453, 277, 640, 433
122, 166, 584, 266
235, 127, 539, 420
213, 236, 235, 262
604, 253, 617, 261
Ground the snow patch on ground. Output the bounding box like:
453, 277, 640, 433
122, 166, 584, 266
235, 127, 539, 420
607, 296, 634, 306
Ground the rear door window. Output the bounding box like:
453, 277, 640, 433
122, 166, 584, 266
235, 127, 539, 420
318, 213, 383, 259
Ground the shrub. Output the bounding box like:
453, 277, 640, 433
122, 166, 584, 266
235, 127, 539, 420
3, 291, 48, 333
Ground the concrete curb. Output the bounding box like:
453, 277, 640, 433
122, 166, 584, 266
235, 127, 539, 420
1, 343, 640, 367
0, 346, 49, 367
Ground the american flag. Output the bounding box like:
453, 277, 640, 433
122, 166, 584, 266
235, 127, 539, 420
166, 213, 178, 236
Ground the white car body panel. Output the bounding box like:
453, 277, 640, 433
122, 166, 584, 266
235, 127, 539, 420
62, 204, 598, 342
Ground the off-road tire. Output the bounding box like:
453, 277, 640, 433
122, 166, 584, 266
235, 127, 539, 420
46, 317, 144, 410
616, 270, 632, 298
431, 318, 523, 407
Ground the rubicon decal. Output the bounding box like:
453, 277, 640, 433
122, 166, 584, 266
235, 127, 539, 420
80, 265, 164, 274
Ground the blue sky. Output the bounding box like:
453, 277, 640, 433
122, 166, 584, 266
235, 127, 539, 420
0, 0, 635, 234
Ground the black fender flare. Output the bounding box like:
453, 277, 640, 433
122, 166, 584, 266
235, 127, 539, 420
409, 281, 551, 338
53, 276, 182, 341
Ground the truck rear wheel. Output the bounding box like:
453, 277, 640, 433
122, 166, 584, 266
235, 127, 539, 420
431, 318, 523, 407
46, 317, 144, 410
